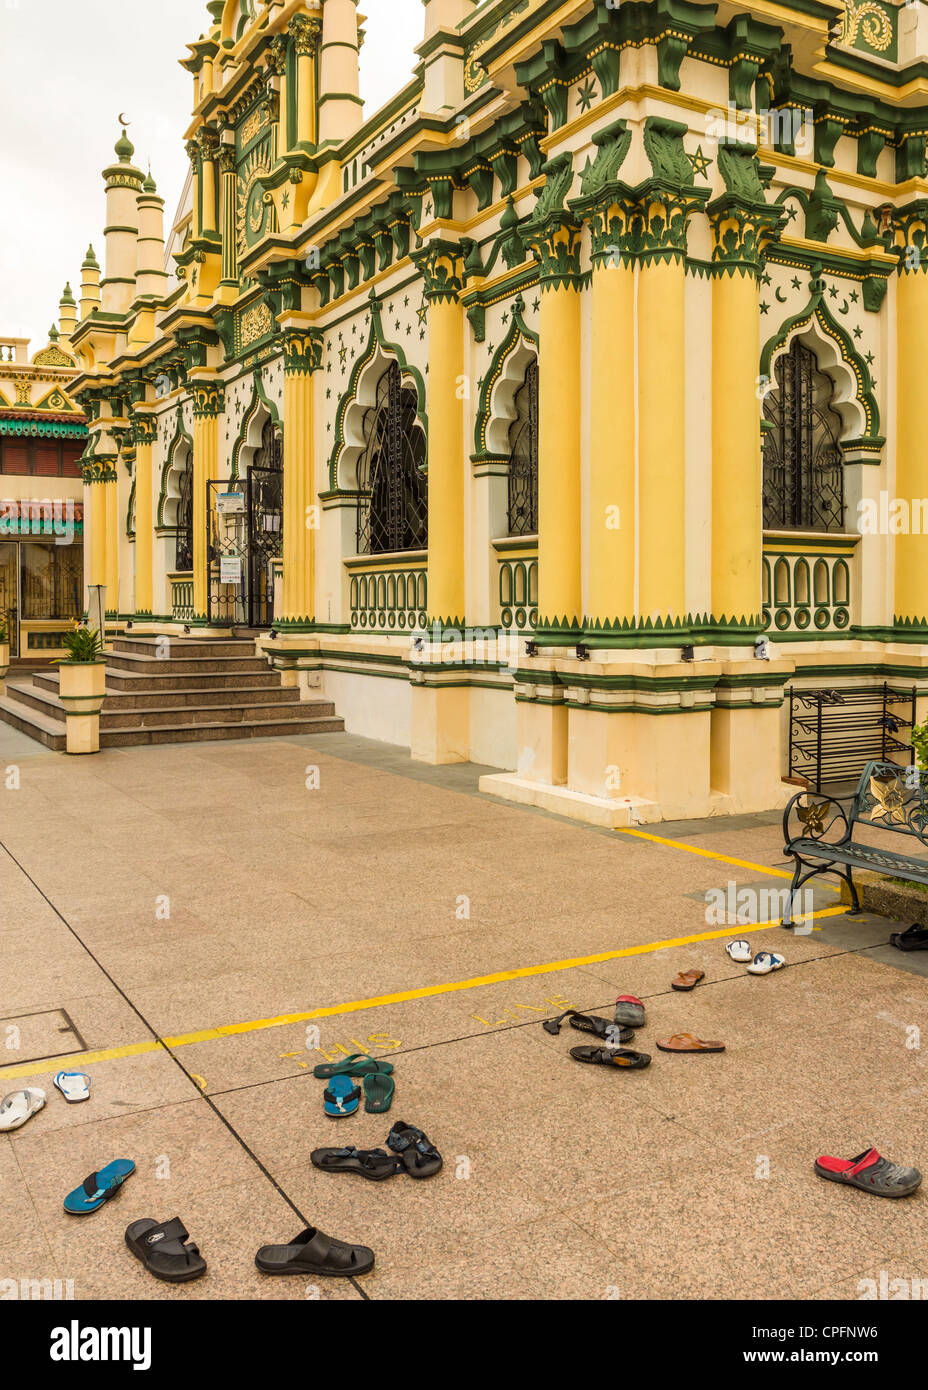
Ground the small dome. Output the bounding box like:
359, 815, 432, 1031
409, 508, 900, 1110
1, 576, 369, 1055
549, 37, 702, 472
143, 169, 158, 194
115, 127, 135, 162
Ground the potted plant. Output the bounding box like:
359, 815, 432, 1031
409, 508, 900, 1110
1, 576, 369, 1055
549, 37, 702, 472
0, 617, 9, 686
58, 626, 107, 752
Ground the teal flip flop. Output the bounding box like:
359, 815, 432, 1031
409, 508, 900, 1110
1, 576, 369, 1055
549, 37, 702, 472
64, 1160, 135, 1215
324, 1075, 361, 1118
313, 1054, 395, 1079
363, 1071, 395, 1114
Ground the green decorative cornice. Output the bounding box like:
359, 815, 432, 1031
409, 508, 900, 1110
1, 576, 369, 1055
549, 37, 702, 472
579, 613, 765, 647
410, 239, 464, 304
892, 616, 928, 641
282, 329, 323, 376
568, 119, 637, 266
891, 200, 928, 274
190, 380, 225, 419
707, 142, 784, 275
83, 453, 118, 484
523, 152, 581, 289
131, 414, 157, 447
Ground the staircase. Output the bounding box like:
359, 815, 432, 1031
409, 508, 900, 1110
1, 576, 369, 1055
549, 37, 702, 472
0, 635, 344, 751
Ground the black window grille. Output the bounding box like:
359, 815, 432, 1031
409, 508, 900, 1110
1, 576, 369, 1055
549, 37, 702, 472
508, 359, 539, 536
356, 362, 427, 555
253, 418, 283, 472
763, 338, 845, 532
175, 463, 194, 572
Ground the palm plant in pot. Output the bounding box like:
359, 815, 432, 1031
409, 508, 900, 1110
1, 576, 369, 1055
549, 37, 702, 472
58, 624, 107, 715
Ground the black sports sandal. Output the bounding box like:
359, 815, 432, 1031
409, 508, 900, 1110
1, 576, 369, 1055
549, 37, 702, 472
125, 1218, 207, 1283
569, 1045, 651, 1070
255, 1226, 374, 1277
386, 1121, 443, 1179
543, 1010, 633, 1042
310, 1146, 401, 1181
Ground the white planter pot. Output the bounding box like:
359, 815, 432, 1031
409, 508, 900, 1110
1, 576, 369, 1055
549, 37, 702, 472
59, 661, 106, 754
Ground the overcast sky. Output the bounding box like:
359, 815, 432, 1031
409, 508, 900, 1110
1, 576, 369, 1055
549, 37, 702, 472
0, 1, 423, 348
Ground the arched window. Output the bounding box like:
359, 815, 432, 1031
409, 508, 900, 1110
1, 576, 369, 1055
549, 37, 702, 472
508, 359, 538, 536
763, 338, 844, 532
356, 362, 427, 555
175, 463, 193, 571
253, 418, 282, 473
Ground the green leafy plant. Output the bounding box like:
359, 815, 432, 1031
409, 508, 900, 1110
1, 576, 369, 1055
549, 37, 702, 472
912, 716, 928, 772
61, 626, 104, 663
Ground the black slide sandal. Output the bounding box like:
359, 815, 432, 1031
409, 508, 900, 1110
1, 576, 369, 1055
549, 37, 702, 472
125, 1218, 207, 1284
255, 1226, 374, 1277
310, 1146, 401, 1180
543, 1010, 633, 1041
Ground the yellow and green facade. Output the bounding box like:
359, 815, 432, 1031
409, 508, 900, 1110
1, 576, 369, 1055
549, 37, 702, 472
60, 0, 928, 822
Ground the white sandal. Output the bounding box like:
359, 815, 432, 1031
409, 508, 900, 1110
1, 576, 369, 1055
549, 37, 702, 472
54, 1072, 91, 1103
0, 1088, 46, 1132
747, 951, 786, 975
726, 939, 753, 963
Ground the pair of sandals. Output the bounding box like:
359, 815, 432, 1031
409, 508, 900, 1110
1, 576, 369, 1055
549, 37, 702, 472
311, 1121, 443, 1181
726, 940, 786, 975
128, 1216, 375, 1283
544, 1007, 651, 1070
314, 1054, 395, 1117
0, 1072, 92, 1132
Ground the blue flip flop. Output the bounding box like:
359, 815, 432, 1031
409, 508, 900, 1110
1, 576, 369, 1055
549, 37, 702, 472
323, 1075, 361, 1118
64, 1160, 135, 1215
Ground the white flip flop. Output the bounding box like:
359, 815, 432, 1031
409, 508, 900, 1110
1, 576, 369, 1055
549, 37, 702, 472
726, 939, 753, 964
53, 1072, 91, 1103
0, 1088, 47, 1132
747, 951, 786, 975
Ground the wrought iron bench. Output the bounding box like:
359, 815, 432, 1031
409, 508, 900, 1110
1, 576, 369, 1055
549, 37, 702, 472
781, 760, 928, 928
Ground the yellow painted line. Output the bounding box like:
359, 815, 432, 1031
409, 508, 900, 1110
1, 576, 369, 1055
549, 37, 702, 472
615, 826, 840, 892
0, 905, 848, 1083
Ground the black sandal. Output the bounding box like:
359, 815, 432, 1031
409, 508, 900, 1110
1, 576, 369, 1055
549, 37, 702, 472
543, 1010, 633, 1042
310, 1146, 401, 1181
386, 1121, 443, 1179
569, 1045, 651, 1070
125, 1218, 207, 1284
255, 1226, 374, 1277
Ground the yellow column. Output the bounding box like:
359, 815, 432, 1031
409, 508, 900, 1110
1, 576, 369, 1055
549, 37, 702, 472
198, 132, 218, 236
105, 473, 119, 618
88, 473, 108, 589
291, 13, 321, 147
279, 331, 322, 626
133, 413, 155, 617
416, 242, 466, 627
219, 145, 238, 295
711, 269, 761, 624
638, 246, 686, 623
895, 235, 928, 628
524, 211, 583, 639
588, 248, 635, 627
190, 379, 224, 622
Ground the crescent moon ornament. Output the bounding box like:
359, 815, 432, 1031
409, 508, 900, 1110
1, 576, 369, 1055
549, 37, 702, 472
119, 113, 131, 127
775, 287, 787, 303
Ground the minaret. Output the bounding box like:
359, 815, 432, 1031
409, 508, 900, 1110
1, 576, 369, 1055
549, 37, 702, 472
419, 0, 478, 113
318, 0, 363, 147
80, 245, 101, 320
100, 128, 143, 316
128, 170, 167, 347
135, 171, 167, 302
58, 284, 78, 346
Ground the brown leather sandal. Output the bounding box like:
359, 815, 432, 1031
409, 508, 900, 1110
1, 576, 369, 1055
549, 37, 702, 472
671, 969, 705, 992
655, 1033, 725, 1053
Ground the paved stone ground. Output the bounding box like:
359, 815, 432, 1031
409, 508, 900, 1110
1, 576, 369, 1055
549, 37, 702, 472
1, 722, 927, 1301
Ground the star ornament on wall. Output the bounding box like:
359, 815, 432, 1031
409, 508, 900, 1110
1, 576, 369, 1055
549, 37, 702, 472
576, 77, 597, 113
687, 145, 712, 178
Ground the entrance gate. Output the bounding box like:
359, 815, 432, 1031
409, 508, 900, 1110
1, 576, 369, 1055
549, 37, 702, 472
206, 465, 283, 628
